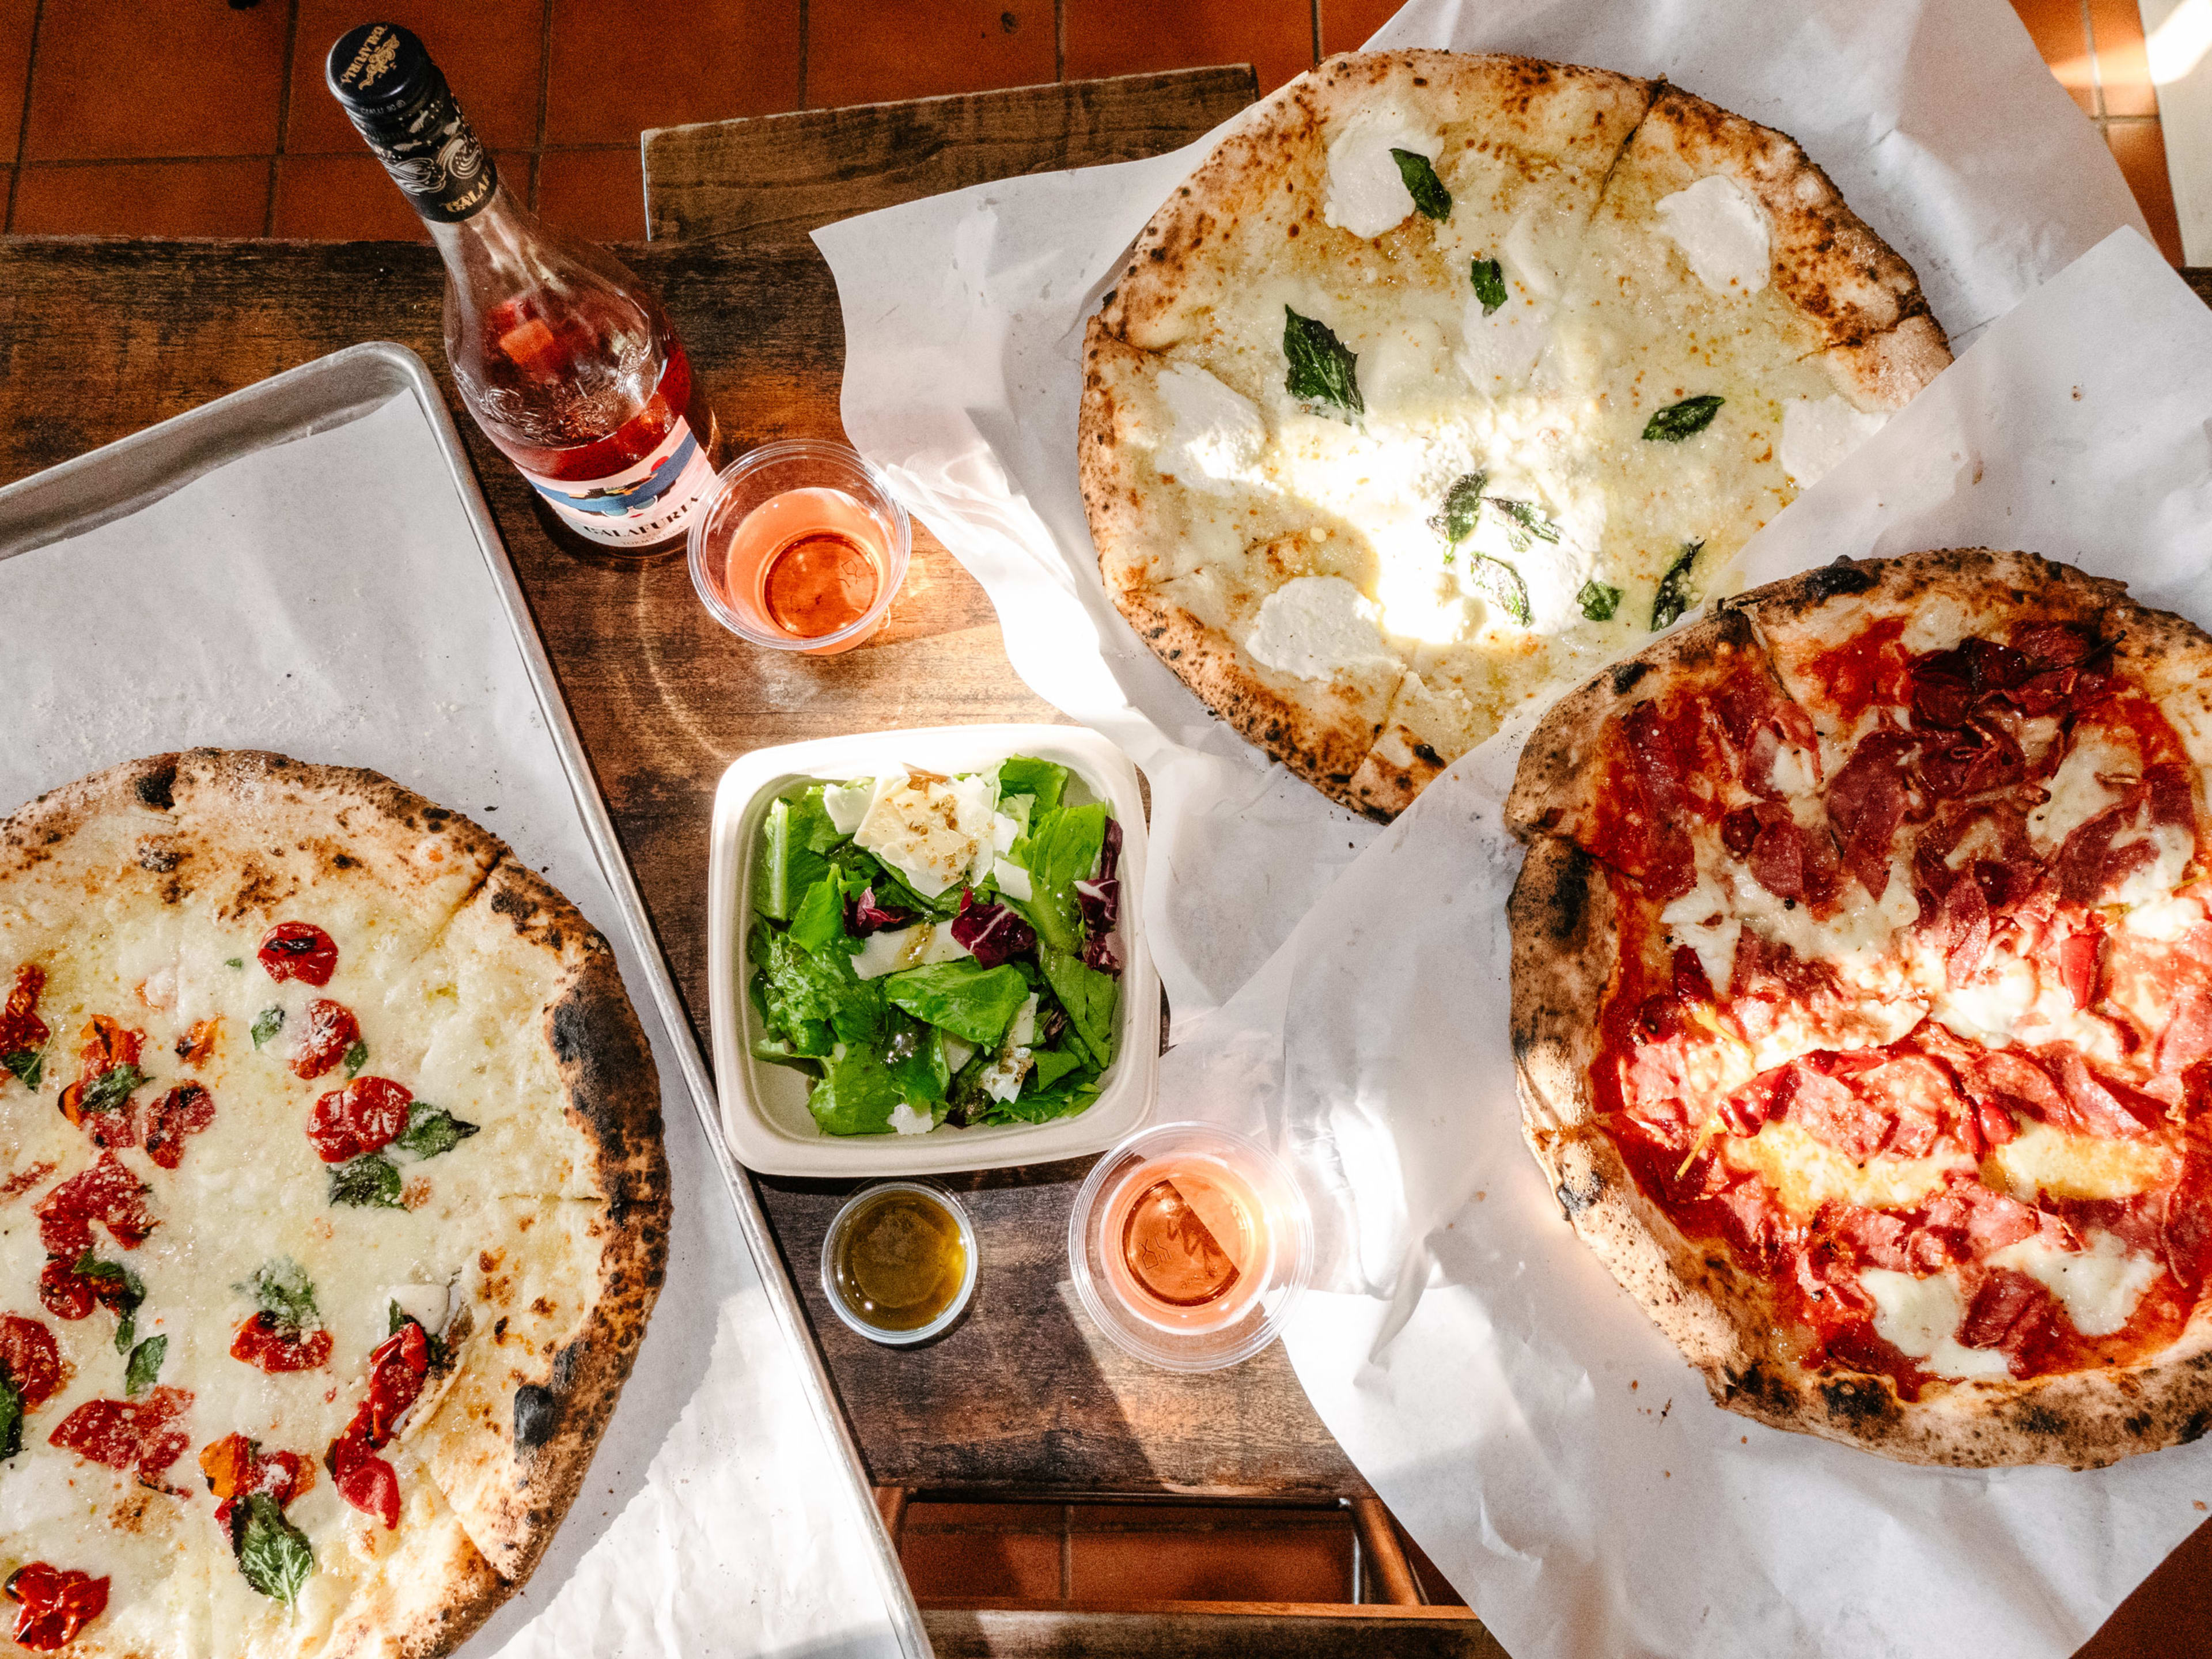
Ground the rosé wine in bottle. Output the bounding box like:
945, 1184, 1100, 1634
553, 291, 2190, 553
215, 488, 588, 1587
328, 22, 718, 558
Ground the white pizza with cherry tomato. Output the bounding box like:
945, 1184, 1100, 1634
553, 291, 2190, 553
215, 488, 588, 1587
0, 752, 667, 1658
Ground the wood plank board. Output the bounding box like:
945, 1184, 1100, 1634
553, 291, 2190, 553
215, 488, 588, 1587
642, 66, 1258, 245
0, 233, 1359, 1499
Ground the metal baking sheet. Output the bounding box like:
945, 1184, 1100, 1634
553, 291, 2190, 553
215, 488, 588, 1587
0, 341, 927, 1659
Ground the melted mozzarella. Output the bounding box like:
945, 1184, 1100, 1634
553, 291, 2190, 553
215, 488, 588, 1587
1456, 293, 1549, 391
2028, 734, 2131, 849
1983, 1120, 2176, 1202
1725, 1122, 1960, 1220
1931, 952, 2037, 1044
1655, 176, 1770, 295
2109, 820, 2195, 907
1858, 1268, 2014, 1380
2124, 891, 2206, 941
1246, 575, 1397, 680
1661, 872, 1740, 993
1987, 1230, 2161, 1336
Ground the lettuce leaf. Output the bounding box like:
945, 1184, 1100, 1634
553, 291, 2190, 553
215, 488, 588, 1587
1039, 945, 1118, 1067
881, 960, 1031, 1047
1027, 1045, 1087, 1094
806, 1044, 904, 1135
754, 794, 836, 921
755, 921, 881, 1050
788, 874, 851, 956
997, 756, 1068, 815
1016, 803, 1105, 954
882, 1008, 951, 1104
984, 1078, 1103, 1125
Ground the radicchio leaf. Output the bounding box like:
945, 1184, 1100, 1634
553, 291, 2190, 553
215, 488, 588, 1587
1074, 877, 1120, 935
949, 891, 1036, 968
845, 887, 913, 937
1082, 933, 1123, 975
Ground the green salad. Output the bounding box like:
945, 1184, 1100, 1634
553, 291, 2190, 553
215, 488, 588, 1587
748, 755, 1126, 1136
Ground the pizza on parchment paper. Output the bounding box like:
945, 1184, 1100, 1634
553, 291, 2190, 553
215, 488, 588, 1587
0, 751, 669, 1656
1080, 50, 1950, 820
1507, 550, 2212, 1467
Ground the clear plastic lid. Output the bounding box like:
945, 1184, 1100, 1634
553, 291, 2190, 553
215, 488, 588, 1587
1066, 1122, 1312, 1373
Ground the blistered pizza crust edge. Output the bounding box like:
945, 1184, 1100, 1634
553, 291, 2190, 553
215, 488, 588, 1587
1504, 557, 2212, 1468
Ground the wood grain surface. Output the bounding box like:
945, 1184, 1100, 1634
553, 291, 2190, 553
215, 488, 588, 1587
643, 65, 1258, 245
0, 232, 1361, 1500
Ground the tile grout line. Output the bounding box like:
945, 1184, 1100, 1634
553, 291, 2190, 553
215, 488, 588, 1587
797, 0, 810, 111
2081, 0, 2107, 121
533, 0, 554, 209
264, 0, 304, 237
5, 0, 45, 233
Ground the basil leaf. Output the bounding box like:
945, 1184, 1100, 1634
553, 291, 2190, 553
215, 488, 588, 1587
1652, 540, 1705, 631
1282, 307, 1363, 421
1578, 578, 1623, 622
329, 1153, 404, 1210
343, 1039, 368, 1079
1470, 257, 1508, 316
1389, 148, 1452, 219
1642, 394, 1725, 442
240, 1257, 318, 1331
224, 957, 244, 969
1489, 497, 1559, 554
1, 1048, 41, 1090
0, 1370, 21, 1460
79, 1063, 146, 1116
115, 1313, 134, 1354
395, 1103, 480, 1161
1428, 472, 1487, 549
125, 1334, 166, 1397
251, 1007, 284, 1050
1469, 556, 1531, 626
237, 1493, 315, 1608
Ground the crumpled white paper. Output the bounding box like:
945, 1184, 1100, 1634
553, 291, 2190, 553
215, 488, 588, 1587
0, 393, 900, 1659
1165, 229, 2212, 1659
816, 0, 2145, 1021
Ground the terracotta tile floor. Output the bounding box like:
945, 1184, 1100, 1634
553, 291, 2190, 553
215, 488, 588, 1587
0, 0, 2187, 256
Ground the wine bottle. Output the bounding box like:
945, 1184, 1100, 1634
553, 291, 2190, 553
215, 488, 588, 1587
326, 22, 719, 559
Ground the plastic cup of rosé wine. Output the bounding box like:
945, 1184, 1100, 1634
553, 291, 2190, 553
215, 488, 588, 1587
1067, 1122, 1313, 1373
687, 439, 911, 656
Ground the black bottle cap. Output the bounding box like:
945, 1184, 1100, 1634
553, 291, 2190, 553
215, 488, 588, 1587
325, 22, 498, 223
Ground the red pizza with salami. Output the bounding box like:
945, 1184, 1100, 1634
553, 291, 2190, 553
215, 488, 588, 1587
1507, 550, 2212, 1465
1, 751, 668, 1657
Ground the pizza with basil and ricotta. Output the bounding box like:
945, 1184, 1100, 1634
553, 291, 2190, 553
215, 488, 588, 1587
1080, 50, 1948, 820
0, 751, 668, 1656
1507, 550, 2212, 1467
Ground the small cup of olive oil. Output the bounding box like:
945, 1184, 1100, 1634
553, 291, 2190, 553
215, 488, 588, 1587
820, 1182, 978, 1346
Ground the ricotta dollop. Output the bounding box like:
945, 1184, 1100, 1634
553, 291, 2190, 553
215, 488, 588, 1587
1323, 109, 1442, 239
1245, 575, 1397, 681
1656, 175, 1771, 296
1155, 362, 1268, 494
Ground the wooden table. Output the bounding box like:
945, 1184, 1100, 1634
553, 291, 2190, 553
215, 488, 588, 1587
3, 66, 2211, 1657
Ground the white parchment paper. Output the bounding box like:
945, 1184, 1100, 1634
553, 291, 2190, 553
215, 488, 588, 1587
1160, 230, 2212, 1659
0, 392, 900, 1659
816, 0, 2145, 1020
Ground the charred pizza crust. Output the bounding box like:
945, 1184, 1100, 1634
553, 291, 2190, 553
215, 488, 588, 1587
1506, 556, 2212, 1467
0, 751, 669, 1656
1082, 50, 1950, 824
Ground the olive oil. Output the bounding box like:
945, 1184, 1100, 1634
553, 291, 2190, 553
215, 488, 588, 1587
828, 1186, 969, 1335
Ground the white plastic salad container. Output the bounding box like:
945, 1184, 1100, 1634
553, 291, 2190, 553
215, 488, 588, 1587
707, 724, 1161, 1176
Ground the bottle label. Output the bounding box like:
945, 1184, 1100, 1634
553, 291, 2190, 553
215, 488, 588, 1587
517, 417, 718, 549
